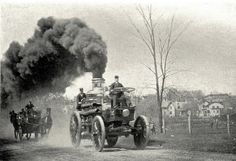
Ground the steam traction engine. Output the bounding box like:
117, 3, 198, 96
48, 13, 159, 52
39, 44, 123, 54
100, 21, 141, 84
69, 78, 150, 151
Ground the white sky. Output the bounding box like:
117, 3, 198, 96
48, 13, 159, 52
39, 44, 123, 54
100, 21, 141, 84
0, 0, 236, 98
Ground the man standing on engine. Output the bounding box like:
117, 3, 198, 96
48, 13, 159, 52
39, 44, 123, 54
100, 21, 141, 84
110, 75, 123, 90
109, 75, 124, 107
76, 88, 86, 110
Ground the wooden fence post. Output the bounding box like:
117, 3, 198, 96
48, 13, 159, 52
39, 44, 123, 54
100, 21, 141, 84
162, 116, 166, 134
227, 114, 230, 137
188, 110, 192, 135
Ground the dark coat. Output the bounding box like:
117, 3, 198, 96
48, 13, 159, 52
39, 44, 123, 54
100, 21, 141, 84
110, 82, 124, 98
25, 103, 34, 110
77, 93, 86, 103
110, 82, 123, 89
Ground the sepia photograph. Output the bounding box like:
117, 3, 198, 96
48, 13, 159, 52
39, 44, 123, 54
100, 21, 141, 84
0, 0, 236, 160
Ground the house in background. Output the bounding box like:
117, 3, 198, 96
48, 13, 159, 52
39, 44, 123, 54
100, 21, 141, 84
162, 101, 188, 117
173, 101, 188, 117
197, 93, 231, 117
162, 101, 175, 117
198, 101, 224, 117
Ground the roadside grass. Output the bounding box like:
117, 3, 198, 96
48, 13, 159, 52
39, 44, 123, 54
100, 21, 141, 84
149, 119, 236, 154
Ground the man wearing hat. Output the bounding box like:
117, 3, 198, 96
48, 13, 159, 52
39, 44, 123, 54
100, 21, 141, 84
110, 75, 123, 89
25, 101, 34, 118
76, 88, 86, 110
109, 75, 124, 107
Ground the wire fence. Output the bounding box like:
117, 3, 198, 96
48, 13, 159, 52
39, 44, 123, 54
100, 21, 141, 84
149, 115, 236, 136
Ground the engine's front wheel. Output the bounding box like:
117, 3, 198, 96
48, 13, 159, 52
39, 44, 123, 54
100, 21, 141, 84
70, 111, 82, 147
92, 116, 105, 152
133, 115, 150, 149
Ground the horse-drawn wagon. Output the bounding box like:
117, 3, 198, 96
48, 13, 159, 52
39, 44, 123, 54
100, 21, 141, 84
10, 108, 52, 140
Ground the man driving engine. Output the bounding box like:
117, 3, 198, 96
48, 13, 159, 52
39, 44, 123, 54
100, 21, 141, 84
109, 75, 126, 107
76, 88, 86, 110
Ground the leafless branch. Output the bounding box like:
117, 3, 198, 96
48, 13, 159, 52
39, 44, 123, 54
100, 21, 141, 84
127, 14, 154, 57
140, 62, 156, 75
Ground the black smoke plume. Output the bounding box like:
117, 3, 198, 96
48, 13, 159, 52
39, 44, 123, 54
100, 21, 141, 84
1, 17, 107, 108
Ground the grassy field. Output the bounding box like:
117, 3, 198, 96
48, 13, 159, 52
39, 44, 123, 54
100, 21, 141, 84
150, 133, 236, 154
149, 117, 236, 154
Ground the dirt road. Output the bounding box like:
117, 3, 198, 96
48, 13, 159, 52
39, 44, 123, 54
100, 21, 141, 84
1, 110, 235, 161
1, 136, 236, 161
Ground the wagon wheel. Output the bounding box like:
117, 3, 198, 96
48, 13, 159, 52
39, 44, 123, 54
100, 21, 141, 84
26, 133, 31, 140
18, 128, 23, 141
92, 116, 105, 152
106, 136, 118, 147
133, 115, 150, 149
70, 111, 82, 147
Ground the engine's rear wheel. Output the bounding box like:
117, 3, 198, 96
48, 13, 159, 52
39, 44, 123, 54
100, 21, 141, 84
92, 116, 105, 152
70, 111, 82, 147
133, 115, 150, 149
106, 136, 118, 147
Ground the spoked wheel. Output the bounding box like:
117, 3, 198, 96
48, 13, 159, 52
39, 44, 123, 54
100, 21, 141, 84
18, 128, 23, 141
92, 116, 105, 152
26, 133, 31, 140
70, 111, 82, 147
133, 115, 150, 149
106, 136, 118, 147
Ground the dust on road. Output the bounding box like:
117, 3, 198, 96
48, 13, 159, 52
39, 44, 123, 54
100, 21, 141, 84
1, 136, 236, 161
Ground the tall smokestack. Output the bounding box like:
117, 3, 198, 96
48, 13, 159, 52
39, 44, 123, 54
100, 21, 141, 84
92, 77, 105, 94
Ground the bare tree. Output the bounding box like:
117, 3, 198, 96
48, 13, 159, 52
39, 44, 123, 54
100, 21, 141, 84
128, 5, 189, 133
